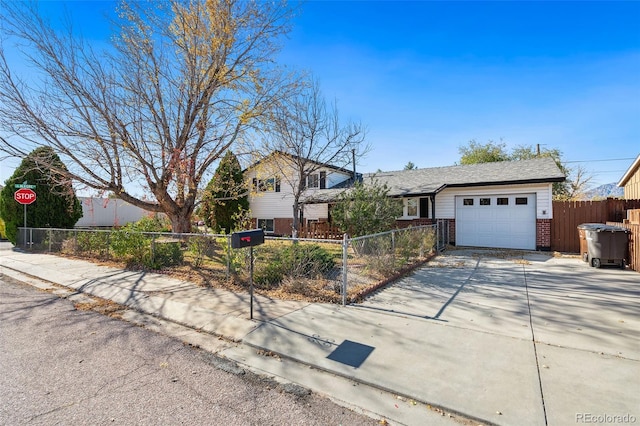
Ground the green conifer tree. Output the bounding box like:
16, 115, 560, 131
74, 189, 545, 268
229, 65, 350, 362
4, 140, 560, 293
0, 147, 83, 244
201, 151, 249, 233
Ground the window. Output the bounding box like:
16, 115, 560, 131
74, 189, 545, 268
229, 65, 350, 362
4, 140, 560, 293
463, 198, 474, 206
516, 197, 528, 205
407, 198, 418, 217
257, 219, 274, 233
307, 173, 320, 189
480, 198, 491, 206
254, 177, 280, 192
497, 198, 509, 205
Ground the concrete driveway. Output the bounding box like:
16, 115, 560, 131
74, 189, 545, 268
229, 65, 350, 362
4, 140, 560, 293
360, 250, 639, 356
357, 249, 640, 424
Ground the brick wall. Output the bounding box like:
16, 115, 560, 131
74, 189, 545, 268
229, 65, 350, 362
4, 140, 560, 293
537, 219, 551, 251
448, 219, 456, 245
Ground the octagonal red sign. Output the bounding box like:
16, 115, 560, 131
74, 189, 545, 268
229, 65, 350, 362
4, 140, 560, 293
14, 188, 36, 205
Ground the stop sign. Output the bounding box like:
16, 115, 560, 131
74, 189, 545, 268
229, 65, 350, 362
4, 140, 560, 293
14, 188, 36, 205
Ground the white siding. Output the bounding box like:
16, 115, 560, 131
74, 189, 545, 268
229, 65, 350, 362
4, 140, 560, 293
435, 183, 554, 219
246, 162, 345, 220
304, 203, 328, 220
77, 197, 149, 227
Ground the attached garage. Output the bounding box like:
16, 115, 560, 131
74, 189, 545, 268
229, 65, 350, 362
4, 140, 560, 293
455, 194, 536, 250
298, 157, 565, 250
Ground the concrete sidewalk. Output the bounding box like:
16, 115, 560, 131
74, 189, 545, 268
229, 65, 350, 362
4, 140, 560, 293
1, 245, 638, 426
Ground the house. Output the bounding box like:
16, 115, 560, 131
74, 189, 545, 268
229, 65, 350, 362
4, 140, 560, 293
617, 154, 640, 200
76, 197, 150, 228
247, 154, 565, 251
245, 152, 357, 235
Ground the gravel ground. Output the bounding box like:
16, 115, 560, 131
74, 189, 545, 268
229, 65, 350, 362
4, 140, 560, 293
0, 276, 377, 426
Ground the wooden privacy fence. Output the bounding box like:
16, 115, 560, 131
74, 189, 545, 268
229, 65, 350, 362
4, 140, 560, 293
551, 199, 640, 253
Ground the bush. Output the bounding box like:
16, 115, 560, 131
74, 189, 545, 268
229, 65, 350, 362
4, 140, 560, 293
187, 235, 218, 267
352, 234, 392, 256
124, 216, 171, 232
110, 229, 150, 266
109, 217, 182, 268
254, 244, 335, 288
75, 231, 111, 258
150, 239, 183, 269
0, 218, 6, 240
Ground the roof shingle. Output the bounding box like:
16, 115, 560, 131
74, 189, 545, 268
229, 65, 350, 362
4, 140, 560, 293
304, 157, 565, 203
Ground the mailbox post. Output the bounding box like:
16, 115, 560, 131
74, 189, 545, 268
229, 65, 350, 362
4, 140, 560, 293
231, 229, 265, 319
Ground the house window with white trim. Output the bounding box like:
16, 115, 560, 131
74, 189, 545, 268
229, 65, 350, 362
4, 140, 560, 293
406, 198, 418, 217
253, 177, 280, 193
257, 219, 274, 233
307, 173, 320, 189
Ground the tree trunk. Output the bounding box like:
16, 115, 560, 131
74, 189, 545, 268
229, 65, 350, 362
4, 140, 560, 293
167, 212, 192, 234
291, 201, 299, 238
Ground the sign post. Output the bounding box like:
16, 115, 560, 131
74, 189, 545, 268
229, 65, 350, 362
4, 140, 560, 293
14, 182, 37, 248
231, 229, 265, 319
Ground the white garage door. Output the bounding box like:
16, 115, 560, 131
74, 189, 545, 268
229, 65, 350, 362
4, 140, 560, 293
455, 194, 536, 250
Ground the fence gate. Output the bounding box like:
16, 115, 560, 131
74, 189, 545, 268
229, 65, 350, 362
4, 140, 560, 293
436, 219, 449, 252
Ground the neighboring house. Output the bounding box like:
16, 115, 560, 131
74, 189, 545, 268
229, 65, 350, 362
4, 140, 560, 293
76, 197, 150, 228
617, 154, 640, 200
247, 154, 565, 251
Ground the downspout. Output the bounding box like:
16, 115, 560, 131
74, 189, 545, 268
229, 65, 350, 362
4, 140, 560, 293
430, 194, 436, 221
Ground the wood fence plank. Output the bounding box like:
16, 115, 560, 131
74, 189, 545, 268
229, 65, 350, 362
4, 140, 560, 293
552, 200, 640, 272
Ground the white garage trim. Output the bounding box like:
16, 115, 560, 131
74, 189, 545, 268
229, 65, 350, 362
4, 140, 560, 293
455, 193, 536, 250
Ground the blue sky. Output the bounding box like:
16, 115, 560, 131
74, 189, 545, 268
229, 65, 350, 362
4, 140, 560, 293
279, 1, 640, 186
1, 1, 638, 188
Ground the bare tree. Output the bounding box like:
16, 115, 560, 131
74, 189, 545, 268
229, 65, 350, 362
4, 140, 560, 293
255, 79, 368, 237
563, 164, 594, 201
0, 0, 296, 232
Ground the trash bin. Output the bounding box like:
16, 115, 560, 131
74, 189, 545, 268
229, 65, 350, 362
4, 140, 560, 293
577, 223, 630, 268
577, 223, 598, 262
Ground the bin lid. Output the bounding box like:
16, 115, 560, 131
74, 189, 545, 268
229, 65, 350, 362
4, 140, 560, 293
577, 223, 603, 230
577, 223, 630, 233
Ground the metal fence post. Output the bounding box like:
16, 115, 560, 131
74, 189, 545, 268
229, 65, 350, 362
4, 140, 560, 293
151, 234, 156, 264
391, 230, 395, 252
49, 228, 52, 253
342, 233, 348, 306
226, 235, 231, 279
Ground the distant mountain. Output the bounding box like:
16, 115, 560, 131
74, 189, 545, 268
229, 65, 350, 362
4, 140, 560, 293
584, 183, 624, 200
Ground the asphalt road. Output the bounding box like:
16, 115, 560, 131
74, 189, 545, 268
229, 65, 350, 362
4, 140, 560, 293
0, 276, 375, 426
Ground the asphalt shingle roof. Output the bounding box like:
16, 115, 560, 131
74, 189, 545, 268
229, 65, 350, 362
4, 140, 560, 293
304, 157, 565, 203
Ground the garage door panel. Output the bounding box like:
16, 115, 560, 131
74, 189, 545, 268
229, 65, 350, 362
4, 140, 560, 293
455, 194, 535, 250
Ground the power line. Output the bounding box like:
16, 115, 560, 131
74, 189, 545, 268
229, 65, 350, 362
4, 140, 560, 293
565, 157, 636, 164
589, 170, 628, 175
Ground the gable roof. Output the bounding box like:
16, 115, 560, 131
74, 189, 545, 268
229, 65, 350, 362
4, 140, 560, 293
304, 157, 565, 203
244, 150, 356, 177
371, 156, 565, 197
617, 154, 640, 187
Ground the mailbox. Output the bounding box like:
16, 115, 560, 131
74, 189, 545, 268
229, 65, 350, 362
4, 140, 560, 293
231, 229, 265, 249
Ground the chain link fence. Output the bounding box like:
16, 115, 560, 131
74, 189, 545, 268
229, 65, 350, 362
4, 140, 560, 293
17, 222, 449, 305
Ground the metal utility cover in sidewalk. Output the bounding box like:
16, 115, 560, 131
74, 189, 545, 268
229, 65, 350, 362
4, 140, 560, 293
326, 340, 375, 368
